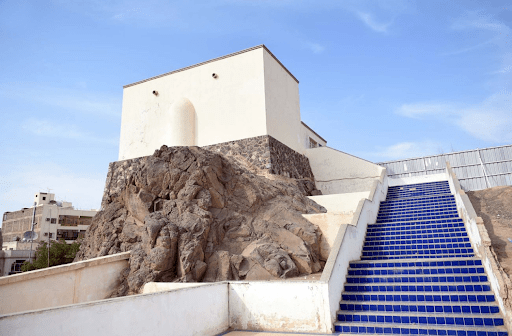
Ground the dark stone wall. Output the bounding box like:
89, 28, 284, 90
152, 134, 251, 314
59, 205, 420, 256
269, 136, 314, 180
203, 135, 315, 181
202, 135, 271, 172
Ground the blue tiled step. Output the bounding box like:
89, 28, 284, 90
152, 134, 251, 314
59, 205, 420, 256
379, 201, 456, 211
339, 301, 499, 314
385, 192, 452, 201
380, 195, 455, 207
363, 243, 472, 251
341, 292, 496, 303
346, 274, 488, 284
377, 207, 457, 221
361, 254, 475, 261
336, 311, 504, 327
361, 248, 474, 257
334, 322, 508, 335
348, 267, 485, 276
376, 213, 459, 224
364, 237, 469, 246
349, 258, 483, 269
365, 231, 468, 241
370, 217, 463, 227
378, 205, 457, 216
344, 283, 491, 293
386, 191, 452, 198
367, 223, 465, 235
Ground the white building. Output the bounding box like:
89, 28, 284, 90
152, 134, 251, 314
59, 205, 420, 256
118, 45, 327, 162
1, 192, 98, 250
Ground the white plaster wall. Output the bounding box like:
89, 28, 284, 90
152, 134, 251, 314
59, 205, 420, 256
308, 192, 371, 214
0, 283, 229, 336
305, 147, 383, 195
388, 173, 449, 187
445, 165, 512, 330
303, 213, 353, 260
229, 281, 330, 333
300, 122, 327, 149
321, 173, 388, 329
263, 50, 303, 154
119, 48, 268, 160
142, 282, 207, 294
0, 252, 129, 315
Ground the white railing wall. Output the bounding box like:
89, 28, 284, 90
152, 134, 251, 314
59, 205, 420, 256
445, 162, 512, 332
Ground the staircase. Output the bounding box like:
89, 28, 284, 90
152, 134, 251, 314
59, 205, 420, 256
335, 181, 509, 336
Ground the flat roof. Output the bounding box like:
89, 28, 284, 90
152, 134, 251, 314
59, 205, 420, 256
123, 44, 299, 88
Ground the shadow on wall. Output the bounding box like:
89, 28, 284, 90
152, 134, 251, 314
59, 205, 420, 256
305, 146, 384, 195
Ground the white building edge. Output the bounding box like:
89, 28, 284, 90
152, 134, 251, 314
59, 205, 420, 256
1, 46, 510, 335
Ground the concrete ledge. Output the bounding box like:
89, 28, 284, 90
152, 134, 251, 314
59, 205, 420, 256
0, 252, 130, 315
0, 252, 130, 286
445, 163, 512, 333
308, 192, 370, 214
142, 282, 208, 294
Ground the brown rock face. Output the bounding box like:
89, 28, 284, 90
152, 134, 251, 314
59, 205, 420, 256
75, 146, 326, 297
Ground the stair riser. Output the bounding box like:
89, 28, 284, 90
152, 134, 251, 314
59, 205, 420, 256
347, 275, 488, 284
337, 314, 504, 327
348, 268, 485, 276
334, 324, 507, 335
339, 303, 499, 314
341, 293, 496, 303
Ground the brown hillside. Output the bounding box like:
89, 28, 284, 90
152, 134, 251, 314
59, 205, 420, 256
467, 186, 512, 276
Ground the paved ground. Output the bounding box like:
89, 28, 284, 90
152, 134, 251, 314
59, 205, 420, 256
220, 331, 338, 335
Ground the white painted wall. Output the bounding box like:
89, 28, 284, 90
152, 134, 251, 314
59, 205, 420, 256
119, 47, 268, 160
0, 252, 129, 315
0, 283, 229, 336
229, 281, 330, 333
445, 164, 512, 331
263, 51, 302, 154
320, 172, 388, 328
300, 122, 327, 149
305, 146, 384, 195
308, 192, 371, 214
387, 173, 449, 187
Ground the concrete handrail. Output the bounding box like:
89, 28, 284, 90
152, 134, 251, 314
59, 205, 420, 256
0, 252, 130, 286
445, 162, 512, 332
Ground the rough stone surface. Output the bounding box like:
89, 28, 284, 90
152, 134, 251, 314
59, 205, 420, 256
76, 146, 327, 297
203, 135, 317, 190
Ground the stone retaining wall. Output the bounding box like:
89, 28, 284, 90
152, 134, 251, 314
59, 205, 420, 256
102, 135, 316, 207
204, 135, 315, 180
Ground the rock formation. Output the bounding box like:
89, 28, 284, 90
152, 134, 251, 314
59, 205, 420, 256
75, 145, 326, 296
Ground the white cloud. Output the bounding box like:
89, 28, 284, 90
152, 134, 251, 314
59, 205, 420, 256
22, 118, 118, 146
397, 102, 459, 119
451, 11, 509, 32
302, 41, 325, 54
0, 163, 106, 221
373, 140, 443, 161
356, 11, 393, 33
0, 84, 120, 118
396, 92, 512, 143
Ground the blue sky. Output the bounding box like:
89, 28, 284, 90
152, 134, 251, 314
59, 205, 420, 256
0, 0, 511, 217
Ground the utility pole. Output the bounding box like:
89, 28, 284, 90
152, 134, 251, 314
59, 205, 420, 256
28, 202, 37, 263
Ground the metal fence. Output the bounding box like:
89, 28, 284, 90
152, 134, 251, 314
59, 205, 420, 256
376, 144, 512, 191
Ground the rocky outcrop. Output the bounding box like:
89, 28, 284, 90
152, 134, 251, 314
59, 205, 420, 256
75, 146, 326, 296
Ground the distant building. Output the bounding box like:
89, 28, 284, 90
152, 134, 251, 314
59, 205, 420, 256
1, 192, 98, 248
0, 249, 34, 276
